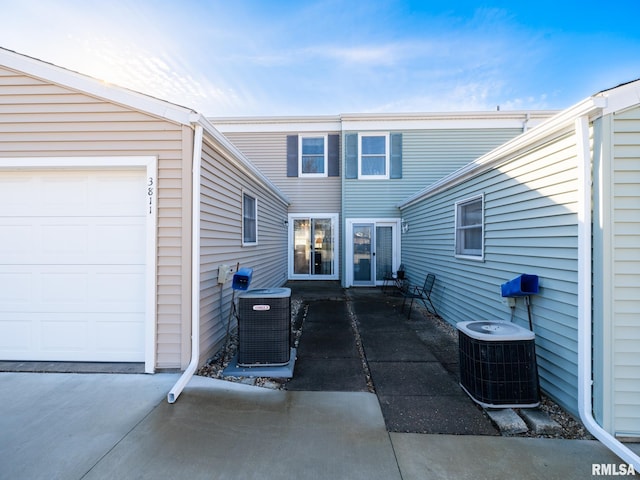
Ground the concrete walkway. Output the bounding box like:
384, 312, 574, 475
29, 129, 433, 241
1, 281, 637, 479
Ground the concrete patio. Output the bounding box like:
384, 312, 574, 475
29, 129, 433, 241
1, 282, 637, 479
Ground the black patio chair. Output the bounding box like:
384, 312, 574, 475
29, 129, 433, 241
401, 273, 438, 319
382, 264, 406, 293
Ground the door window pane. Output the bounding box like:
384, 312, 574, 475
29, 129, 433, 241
293, 219, 310, 274
313, 218, 333, 275
376, 226, 393, 281
353, 225, 372, 282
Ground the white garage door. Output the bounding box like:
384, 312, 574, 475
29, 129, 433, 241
0, 169, 147, 362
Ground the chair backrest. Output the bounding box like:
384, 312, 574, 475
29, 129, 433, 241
422, 274, 435, 294
397, 264, 406, 279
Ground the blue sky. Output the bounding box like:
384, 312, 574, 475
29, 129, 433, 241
1, 0, 638, 116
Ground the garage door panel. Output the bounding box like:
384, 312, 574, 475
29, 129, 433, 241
0, 219, 144, 265
94, 271, 146, 304
0, 224, 33, 258
42, 175, 89, 215
0, 168, 147, 363
0, 171, 146, 217
94, 174, 146, 216
41, 272, 88, 303
96, 315, 145, 353
0, 265, 145, 312
0, 272, 32, 305
0, 175, 35, 213
0, 318, 30, 351
94, 221, 145, 260
42, 224, 89, 257
0, 308, 145, 361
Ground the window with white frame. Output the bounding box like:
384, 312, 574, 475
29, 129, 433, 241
455, 195, 483, 258
242, 192, 258, 245
299, 136, 327, 176
359, 133, 389, 178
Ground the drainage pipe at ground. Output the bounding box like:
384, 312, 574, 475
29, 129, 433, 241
167, 122, 203, 404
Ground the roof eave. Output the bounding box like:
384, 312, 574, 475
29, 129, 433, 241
397, 96, 608, 210
0, 47, 195, 125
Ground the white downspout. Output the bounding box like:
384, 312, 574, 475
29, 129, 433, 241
576, 115, 640, 470
167, 122, 204, 403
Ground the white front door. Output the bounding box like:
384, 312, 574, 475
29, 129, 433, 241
0, 168, 149, 362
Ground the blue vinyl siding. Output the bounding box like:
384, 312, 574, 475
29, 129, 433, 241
343, 128, 522, 219
400, 130, 583, 415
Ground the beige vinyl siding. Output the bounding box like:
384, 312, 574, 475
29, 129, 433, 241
0, 65, 191, 369
343, 129, 523, 218
198, 137, 289, 364
220, 131, 341, 213
400, 129, 583, 415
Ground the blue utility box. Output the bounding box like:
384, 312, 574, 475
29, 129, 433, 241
232, 267, 253, 291
501, 274, 539, 297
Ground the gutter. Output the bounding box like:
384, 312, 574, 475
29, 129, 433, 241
575, 115, 640, 470
167, 122, 204, 404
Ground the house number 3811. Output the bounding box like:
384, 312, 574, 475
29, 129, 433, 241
148, 177, 154, 214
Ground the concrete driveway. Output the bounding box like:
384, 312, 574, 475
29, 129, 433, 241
0, 373, 400, 480
2, 371, 637, 479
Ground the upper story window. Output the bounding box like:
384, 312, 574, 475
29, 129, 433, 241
345, 132, 402, 180
455, 195, 483, 259
242, 192, 258, 246
359, 134, 389, 178
287, 134, 339, 178
299, 136, 327, 177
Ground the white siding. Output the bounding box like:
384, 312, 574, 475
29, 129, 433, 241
400, 129, 583, 414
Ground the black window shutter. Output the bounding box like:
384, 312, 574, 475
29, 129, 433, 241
345, 133, 358, 179
328, 134, 339, 177
390, 133, 402, 179
286, 135, 298, 177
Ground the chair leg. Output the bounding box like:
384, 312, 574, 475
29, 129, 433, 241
426, 296, 438, 317
407, 297, 414, 319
